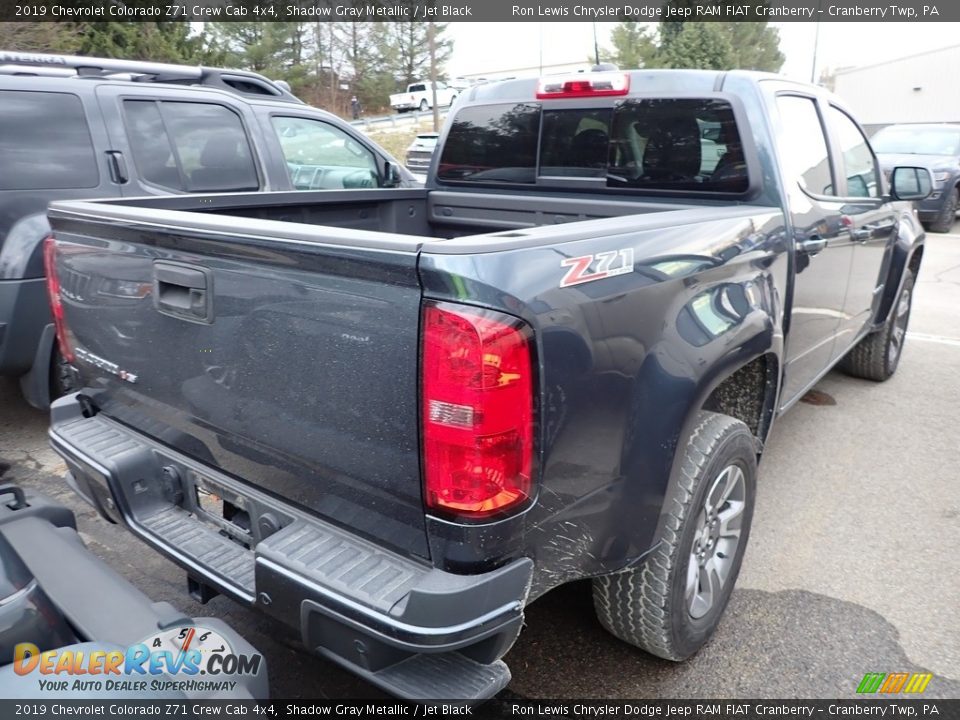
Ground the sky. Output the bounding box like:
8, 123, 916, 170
445, 22, 960, 82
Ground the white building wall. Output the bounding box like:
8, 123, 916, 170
834, 44, 960, 127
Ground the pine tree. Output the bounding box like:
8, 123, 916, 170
602, 5, 784, 73
75, 22, 220, 64
657, 23, 734, 70
723, 22, 784, 71
602, 21, 657, 70
0, 21, 82, 54
387, 22, 452, 88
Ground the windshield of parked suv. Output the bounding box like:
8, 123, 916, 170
437, 98, 749, 193
871, 126, 960, 155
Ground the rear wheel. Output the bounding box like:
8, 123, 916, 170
928, 188, 958, 233
418, 99, 428, 112
840, 268, 915, 381
592, 412, 757, 661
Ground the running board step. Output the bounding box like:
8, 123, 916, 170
326, 651, 511, 701
140, 505, 256, 601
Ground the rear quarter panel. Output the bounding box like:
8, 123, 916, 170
419, 208, 788, 596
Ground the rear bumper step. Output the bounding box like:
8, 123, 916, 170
49, 394, 532, 700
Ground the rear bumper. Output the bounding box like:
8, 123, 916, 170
405, 153, 433, 174
49, 393, 531, 699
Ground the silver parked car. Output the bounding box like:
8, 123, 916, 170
405, 131, 439, 177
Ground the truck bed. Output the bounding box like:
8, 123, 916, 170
67, 187, 735, 241
47, 188, 778, 562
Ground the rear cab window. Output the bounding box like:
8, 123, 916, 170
0, 90, 99, 190
437, 96, 751, 194
123, 100, 259, 192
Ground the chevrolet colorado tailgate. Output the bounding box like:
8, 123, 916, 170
46, 203, 431, 558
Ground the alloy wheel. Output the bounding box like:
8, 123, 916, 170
686, 464, 746, 619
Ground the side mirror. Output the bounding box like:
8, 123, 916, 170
890, 166, 932, 201
382, 161, 402, 188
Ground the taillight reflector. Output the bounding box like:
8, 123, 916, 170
421, 302, 534, 518
536, 72, 630, 99
43, 235, 74, 363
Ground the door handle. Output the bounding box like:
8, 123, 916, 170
852, 221, 895, 242
105, 151, 128, 184
797, 235, 827, 256
153, 261, 213, 323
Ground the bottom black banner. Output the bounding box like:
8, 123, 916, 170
0, 700, 955, 720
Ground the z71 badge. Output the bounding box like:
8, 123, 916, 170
560, 249, 635, 288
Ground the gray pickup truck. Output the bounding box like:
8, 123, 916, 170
44, 69, 930, 700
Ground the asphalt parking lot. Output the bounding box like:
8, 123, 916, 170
1, 233, 958, 701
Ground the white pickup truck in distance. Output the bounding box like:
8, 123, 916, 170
390, 81, 458, 113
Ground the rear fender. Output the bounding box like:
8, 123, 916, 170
0, 212, 50, 280
874, 211, 924, 330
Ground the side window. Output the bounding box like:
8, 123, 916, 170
774, 96, 835, 197
827, 107, 880, 198
271, 117, 379, 190
0, 90, 98, 190
124, 101, 180, 190
123, 100, 259, 192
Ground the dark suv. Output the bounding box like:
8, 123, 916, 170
872, 122, 960, 232
0, 51, 416, 410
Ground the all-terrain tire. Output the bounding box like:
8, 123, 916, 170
928, 188, 958, 233
840, 269, 915, 382
592, 411, 757, 661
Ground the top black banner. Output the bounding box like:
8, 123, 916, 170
0, 0, 955, 23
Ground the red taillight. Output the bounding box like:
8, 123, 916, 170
421, 302, 534, 518
536, 72, 630, 99
43, 235, 74, 363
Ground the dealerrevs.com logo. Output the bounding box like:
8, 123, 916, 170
14, 626, 262, 694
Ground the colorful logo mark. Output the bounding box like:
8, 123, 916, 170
857, 672, 933, 694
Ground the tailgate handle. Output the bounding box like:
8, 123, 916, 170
153, 262, 213, 323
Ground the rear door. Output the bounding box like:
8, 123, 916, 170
822, 104, 896, 355
0, 85, 112, 375
771, 92, 854, 406
95, 85, 267, 196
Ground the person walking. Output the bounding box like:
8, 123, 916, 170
350, 96, 362, 121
